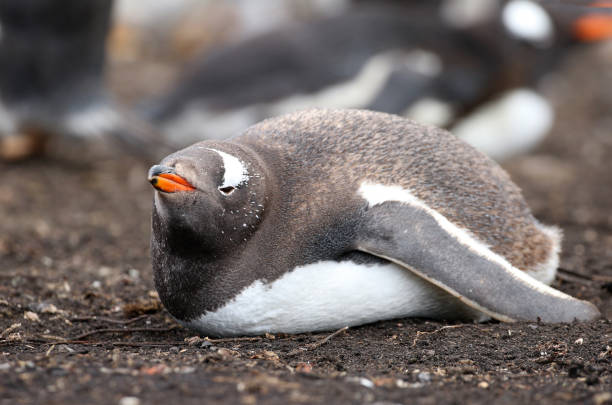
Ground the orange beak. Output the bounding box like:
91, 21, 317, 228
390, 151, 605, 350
148, 165, 196, 193
573, 2, 612, 42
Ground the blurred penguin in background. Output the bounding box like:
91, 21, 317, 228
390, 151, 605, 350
0, 0, 165, 161
2, 0, 610, 162
140, 0, 612, 161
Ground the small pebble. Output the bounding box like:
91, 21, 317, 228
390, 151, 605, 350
417, 372, 431, 383
23, 311, 40, 322
119, 397, 140, 405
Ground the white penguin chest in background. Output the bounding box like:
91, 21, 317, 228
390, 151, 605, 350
185, 260, 485, 337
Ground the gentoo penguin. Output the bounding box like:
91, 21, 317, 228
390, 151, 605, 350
149, 109, 600, 337
0, 0, 167, 160
141, 0, 612, 160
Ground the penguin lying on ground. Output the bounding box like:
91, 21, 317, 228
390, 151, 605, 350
142, 0, 612, 160
0, 0, 168, 160
148, 109, 600, 337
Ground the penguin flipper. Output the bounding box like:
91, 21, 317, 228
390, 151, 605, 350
355, 201, 600, 323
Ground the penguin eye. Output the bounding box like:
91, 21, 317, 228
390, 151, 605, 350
218, 186, 236, 195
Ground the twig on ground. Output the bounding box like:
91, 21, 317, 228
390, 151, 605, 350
45, 344, 56, 356
70, 315, 148, 325
0, 323, 21, 339
557, 267, 596, 285
39, 334, 69, 342
286, 326, 349, 357
71, 326, 179, 341
204, 336, 264, 343
5, 339, 189, 347
412, 325, 465, 347
91, 341, 187, 347
556, 272, 593, 285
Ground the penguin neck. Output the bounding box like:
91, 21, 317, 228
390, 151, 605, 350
151, 210, 235, 320
150, 194, 270, 321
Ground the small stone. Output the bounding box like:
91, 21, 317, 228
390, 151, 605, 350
417, 372, 431, 383
37, 303, 61, 314
478, 381, 489, 389
178, 366, 196, 374
119, 397, 140, 405
23, 311, 40, 322
574, 338, 584, 345
395, 379, 413, 388
347, 377, 374, 389
358, 378, 375, 389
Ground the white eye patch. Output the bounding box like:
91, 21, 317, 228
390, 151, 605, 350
207, 148, 249, 189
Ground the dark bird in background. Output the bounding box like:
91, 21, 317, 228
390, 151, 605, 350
141, 0, 612, 160
1, 0, 611, 161
0, 0, 168, 161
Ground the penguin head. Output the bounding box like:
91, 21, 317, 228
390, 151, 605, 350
149, 142, 267, 255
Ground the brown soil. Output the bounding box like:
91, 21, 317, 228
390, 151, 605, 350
1, 44, 611, 405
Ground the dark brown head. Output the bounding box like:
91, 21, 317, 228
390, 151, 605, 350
149, 141, 268, 257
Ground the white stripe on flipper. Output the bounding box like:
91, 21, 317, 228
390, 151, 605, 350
207, 148, 249, 188
357, 182, 568, 301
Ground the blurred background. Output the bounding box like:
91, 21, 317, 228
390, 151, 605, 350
1, 0, 611, 162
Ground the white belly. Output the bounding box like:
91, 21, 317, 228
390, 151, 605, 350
184, 260, 487, 336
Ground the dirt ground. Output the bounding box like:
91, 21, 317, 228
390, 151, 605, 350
1, 43, 612, 404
